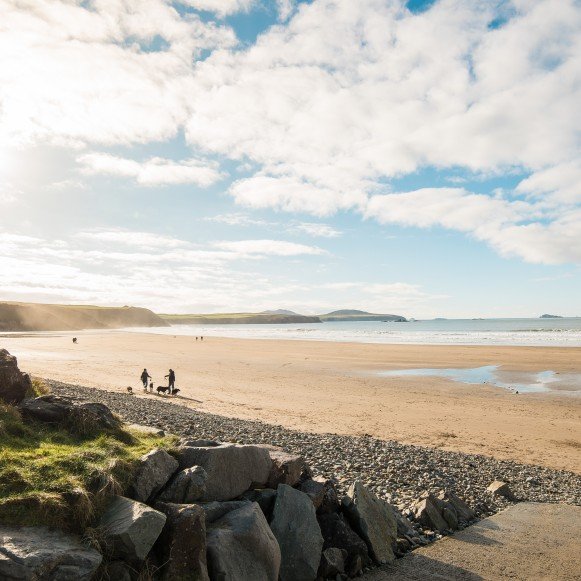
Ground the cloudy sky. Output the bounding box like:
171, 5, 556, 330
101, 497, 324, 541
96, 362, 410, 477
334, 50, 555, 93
0, 0, 580, 317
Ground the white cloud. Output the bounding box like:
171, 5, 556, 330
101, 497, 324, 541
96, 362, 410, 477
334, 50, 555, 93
78, 153, 222, 187
205, 213, 271, 227
294, 222, 341, 238
516, 161, 581, 204
180, 0, 256, 17
214, 239, 326, 256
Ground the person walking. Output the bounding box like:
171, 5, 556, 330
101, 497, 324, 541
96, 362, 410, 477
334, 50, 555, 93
165, 369, 176, 394
140, 368, 151, 392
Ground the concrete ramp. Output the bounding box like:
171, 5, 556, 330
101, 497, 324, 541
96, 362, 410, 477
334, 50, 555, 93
364, 503, 581, 580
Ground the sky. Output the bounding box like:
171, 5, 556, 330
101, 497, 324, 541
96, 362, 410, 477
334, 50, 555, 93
0, 0, 580, 318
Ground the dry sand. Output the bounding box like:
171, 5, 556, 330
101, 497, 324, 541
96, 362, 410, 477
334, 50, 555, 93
4, 332, 581, 473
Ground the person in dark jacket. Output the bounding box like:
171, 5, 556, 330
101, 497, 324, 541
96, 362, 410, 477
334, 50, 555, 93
140, 368, 151, 392
164, 369, 176, 394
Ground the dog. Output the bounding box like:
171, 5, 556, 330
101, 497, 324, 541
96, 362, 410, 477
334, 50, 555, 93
156, 385, 180, 396
127, 386, 133, 395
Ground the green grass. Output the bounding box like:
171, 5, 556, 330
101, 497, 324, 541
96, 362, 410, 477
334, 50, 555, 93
0, 402, 178, 532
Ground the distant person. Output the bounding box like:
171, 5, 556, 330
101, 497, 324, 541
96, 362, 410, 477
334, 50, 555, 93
141, 368, 151, 392
165, 369, 176, 394
72, 337, 77, 344
201, 336, 204, 341
195, 336, 198, 341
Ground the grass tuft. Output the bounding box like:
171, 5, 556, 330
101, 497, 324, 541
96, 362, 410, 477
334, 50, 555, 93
0, 401, 178, 532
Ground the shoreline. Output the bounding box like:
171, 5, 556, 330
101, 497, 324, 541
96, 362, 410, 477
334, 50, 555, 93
3, 332, 581, 473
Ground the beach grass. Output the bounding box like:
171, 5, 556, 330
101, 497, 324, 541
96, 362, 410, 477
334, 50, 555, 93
0, 401, 177, 532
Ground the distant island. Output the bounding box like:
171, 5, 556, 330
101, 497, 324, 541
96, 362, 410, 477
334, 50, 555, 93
319, 309, 407, 322
0, 301, 168, 331
540, 314, 563, 319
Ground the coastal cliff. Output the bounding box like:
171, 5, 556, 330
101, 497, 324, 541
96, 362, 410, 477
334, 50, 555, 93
0, 302, 169, 331
161, 313, 322, 325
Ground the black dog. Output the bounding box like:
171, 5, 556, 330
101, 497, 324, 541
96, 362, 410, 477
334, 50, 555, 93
156, 385, 180, 396
126, 386, 133, 395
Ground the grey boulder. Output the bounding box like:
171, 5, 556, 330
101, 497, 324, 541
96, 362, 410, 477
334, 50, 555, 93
0, 525, 102, 580
131, 448, 178, 503
258, 445, 308, 487
241, 488, 277, 520
437, 490, 476, 523
318, 547, 347, 578
100, 496, 166, 561
411, 493, 449, 533
157, 465, 207, 503
155, 502, 209, 581
487, 480, 517, 501
0, 348, 31, 405
342, 481, 397, 564
207, 502, 281, 581
270, 484, 324, 581
300, 476, 339, 514
176, 443, 271, 501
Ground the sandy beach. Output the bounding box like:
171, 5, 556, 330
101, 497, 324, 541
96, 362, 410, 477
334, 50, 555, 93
4, 331, 581, 473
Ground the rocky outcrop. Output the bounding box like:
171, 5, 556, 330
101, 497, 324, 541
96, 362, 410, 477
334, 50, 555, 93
176, 442, 271, 501
270, 484, 324, 581
206, 502, 281, 581
131, 448, 178, 503
342, 481, 397, 564
241, 488, 277, 519
0, 348, 31, 404
157, 465, 207, 504
99, 496, 166, 561
300, 476, 339, 514
19, 395, 120, 432
199, 500, 251, 525
0, 525, 102, 580
319, 547, 347, 578
155, 502, 209, 581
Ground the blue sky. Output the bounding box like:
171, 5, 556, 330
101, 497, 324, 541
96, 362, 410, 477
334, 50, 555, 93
0, 0, 579, 317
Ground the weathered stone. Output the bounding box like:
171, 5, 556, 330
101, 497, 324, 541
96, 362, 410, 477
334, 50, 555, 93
299, 478, 326, 509
100, 496, 166, 561
442, 506, 459, 530
104, 560, 132, 581
19, 395, 120, 432
0, 348, 31, 405
411, 494, 450, 533
318, 513, 370, 576
342, 481, 397, 564
437, 491, 476, 523
157, 465, 207, 504
176, 443, 271, 501
0, 525, 102, 580
487, 480, 517, 501
155, 502, 209, 581
241, 488, 277, 519
199, 500, 251, 524
207, 502, 281, 581
258, 445, 308, 488
318, 547, 347, 578
131, 448, 178, 503
270, 484, 324, 581
390, 505, 417, 538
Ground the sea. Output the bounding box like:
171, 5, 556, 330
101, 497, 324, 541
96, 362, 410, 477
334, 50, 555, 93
131, 317, 581, 347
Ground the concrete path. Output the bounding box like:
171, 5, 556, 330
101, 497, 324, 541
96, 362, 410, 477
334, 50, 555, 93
364, 503, 581, 580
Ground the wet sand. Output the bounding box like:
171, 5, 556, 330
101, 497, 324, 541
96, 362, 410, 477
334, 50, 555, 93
4, 331, 581, 473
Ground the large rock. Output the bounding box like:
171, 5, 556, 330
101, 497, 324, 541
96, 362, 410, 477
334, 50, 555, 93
437, 491, 476, 524
155, 502, 209, 581
300, 477, 340, 514
318, 547, 347, 578
241, 488, 277, 519
318, 513, 370, 576
131, 448, 178, 503
270, 484, 324, 581
100, 496, 166, 561
411, 494, 449, 533
258, 445, 308, 488
0, 348, 31, 405
0, 525, 102, 580
342, 481, 397, 564
176, 443, 271, 501
199, 500, 251, 525
206, 502, 281, 581
19, 395, 120, 432
157, 465, 207, 504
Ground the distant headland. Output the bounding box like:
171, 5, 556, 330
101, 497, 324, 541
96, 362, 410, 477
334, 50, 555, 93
540, 314, 563, 319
